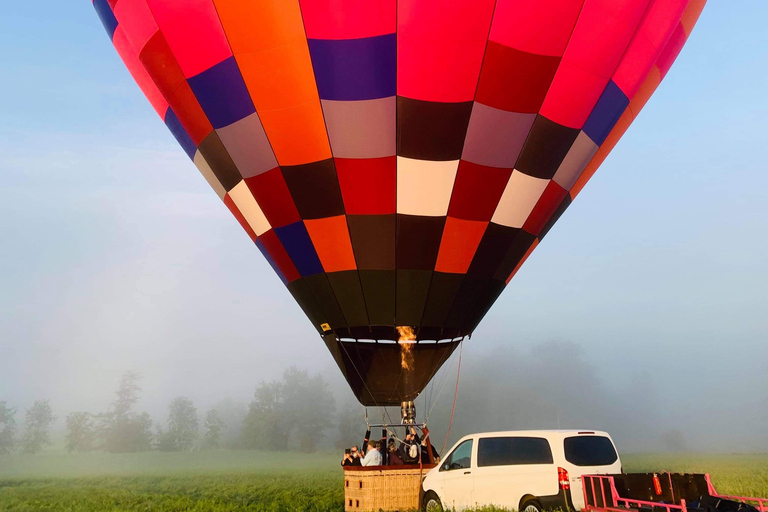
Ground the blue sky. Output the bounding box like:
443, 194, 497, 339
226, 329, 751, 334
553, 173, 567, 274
1, 2, 767, 449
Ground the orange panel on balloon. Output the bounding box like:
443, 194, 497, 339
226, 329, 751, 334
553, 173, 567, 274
257, 102, 332, 166
213, 0, 306, 53
304, 216, 358, 273
435, 217, 488, 274
235, 42, 318, 112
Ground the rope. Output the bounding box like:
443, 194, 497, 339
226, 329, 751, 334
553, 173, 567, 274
440, 338, 463, 456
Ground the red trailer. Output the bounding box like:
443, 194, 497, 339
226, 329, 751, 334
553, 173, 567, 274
582, 473, 767, 512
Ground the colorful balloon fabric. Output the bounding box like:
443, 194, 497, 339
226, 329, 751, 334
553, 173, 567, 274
94, 0, 706, 406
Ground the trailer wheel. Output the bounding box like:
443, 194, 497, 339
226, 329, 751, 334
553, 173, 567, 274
423, 491, 443, 512
520, 498, 543, 512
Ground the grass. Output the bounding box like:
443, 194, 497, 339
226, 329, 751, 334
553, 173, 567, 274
0, 451, 766, 511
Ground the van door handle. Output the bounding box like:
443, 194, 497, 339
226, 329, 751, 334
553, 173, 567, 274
464, 471, 471, 475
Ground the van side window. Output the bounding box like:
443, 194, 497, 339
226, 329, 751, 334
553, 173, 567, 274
477, 437, 553, 467
564, 436, 618, 466
440, 439, 473, 472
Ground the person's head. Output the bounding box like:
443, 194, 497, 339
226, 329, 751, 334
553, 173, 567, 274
388, 438, 396, 449
350, 445, 360, 457
368, 440, 377, 451
389, 443, 398, 453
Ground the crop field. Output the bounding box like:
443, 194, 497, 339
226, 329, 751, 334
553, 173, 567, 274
0, 451, 766, 512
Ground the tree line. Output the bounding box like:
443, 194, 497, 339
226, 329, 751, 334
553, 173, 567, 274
0, 367, 359, 455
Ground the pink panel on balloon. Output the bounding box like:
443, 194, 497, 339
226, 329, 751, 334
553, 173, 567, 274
489, 0, 584, 57
540, 0, 650, 128
112, 27, 168, 117
146, 0, 232, 78
397, 0, 495, 102
300, 0, 395, 39
561, 0, 650, 79
612, 0, 688, 97
539, 60, 608, 129
656, 23, 687, 78
113, 0, 158, 52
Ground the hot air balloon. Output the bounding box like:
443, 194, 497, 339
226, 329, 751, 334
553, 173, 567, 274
93, 0, 705, 412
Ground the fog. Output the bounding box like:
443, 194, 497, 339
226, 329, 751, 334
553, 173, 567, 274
1, 1, 767, 459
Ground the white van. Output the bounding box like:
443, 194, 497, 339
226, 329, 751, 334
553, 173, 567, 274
421, 430, 622, 512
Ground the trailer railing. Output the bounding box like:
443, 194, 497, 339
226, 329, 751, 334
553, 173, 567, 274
582, 474, 688, 512
705, 474, 768, 512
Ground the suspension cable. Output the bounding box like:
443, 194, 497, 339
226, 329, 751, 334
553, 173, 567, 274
440, 338, 463, 456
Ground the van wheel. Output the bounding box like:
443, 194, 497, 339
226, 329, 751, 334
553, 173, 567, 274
423, 491, 443, 512
521, 498, 543, 512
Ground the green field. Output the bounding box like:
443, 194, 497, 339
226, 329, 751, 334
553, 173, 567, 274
0, 451, 766, 511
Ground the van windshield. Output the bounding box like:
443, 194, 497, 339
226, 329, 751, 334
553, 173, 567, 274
477, 437, 553, 467
563, 436, 618, 466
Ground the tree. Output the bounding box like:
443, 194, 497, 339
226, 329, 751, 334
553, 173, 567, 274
157, 397, 198, 451
241, 367, 336, 453
66, 412, 95, 452
22, 400, 56, 454
0, 402, 17, 455
101, 372, 154, 452
242, 381, 285, 450
281, 367, 335, 453
336, 401, 364, 450
203, 409, 226, 449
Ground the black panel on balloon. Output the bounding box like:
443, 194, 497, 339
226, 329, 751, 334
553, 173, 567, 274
539, 194, 572, 240
286, 278, 326, 334
468, 223, 524, 279
281, 158, 345, 219
515, 115, 580, 179
396, 269, 432, 327
397, 97, 474, 161
466, 279, 506, 333
327, 271, 369, 328
347, 214, 396, 270
445, 276, 504, 330
197, 131, 242, 192
329, 339, 461, 406
420, 272, 465, 329
396, 215, 445, 270
492, 230, 537, 281
359, 270, 396, 327
304, 273, 347, 329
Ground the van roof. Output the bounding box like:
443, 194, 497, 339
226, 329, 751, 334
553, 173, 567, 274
461, 429, 611, 438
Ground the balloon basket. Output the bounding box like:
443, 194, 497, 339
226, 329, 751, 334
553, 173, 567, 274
343, 463, 437, 512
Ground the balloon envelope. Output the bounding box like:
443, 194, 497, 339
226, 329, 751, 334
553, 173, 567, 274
94, 0, 705, 406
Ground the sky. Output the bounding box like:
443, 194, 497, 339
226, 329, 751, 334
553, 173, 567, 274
0, 2, 767, 451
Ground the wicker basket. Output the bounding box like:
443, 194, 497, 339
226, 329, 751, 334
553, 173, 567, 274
343, 464, 437, 512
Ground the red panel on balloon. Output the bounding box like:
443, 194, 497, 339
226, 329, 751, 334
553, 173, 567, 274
223, 194, 258, 243
257, 230, 301, 283
335, 157, 396, 215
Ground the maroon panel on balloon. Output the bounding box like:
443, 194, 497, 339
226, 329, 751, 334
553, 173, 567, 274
347, 214, 396, 270
523, 181, 569, 236
257, 229, 301, 283
335, 157, 396, 215
476, 42, 561, 113
448, 161, 512, 222
244, 168, 301, 228
139, 32, 213, 144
